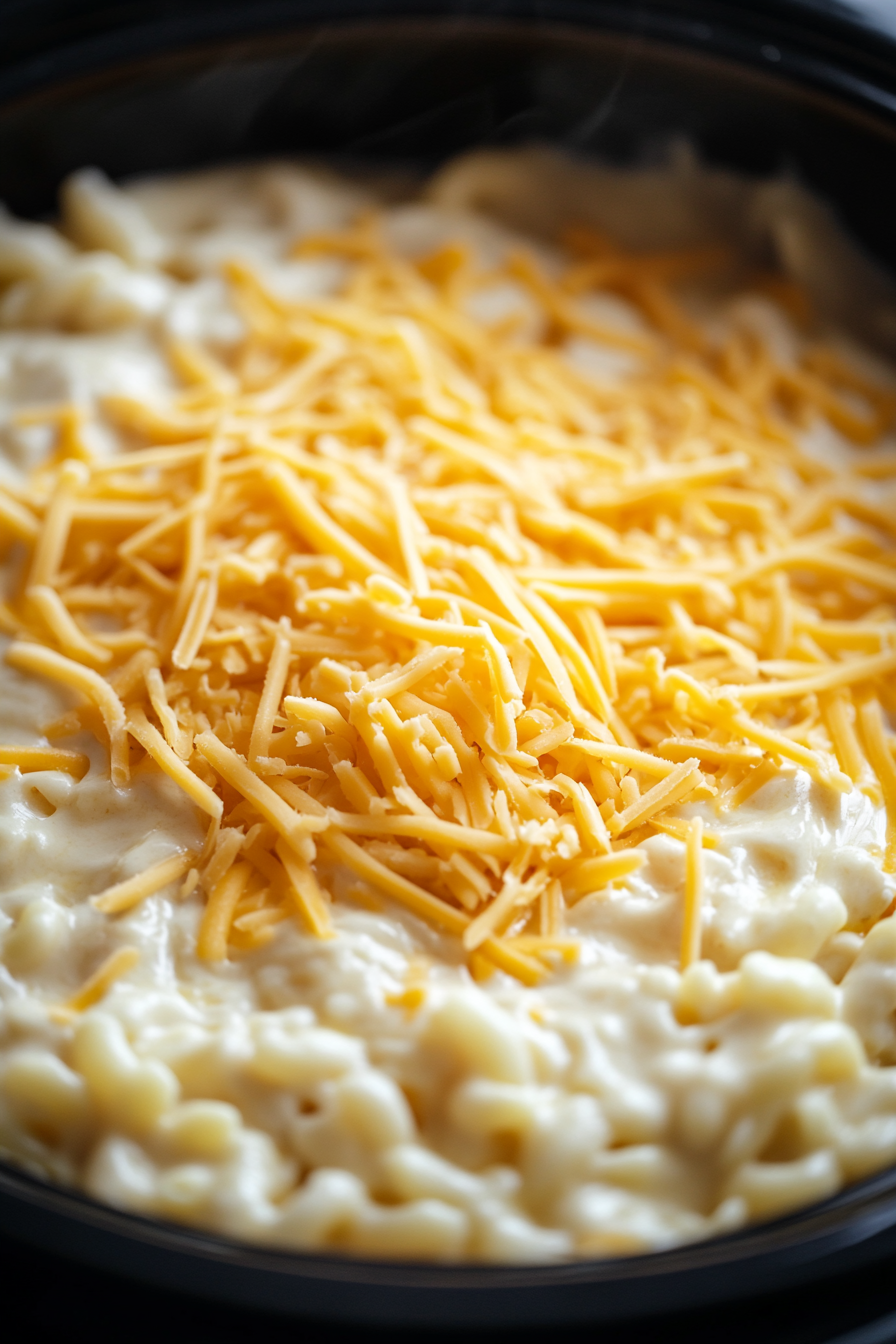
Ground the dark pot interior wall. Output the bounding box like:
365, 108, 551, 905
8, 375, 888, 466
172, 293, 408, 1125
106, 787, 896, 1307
1, 19, 896, 279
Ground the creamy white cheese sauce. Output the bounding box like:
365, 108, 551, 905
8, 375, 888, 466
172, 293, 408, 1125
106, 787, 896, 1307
1, 155, 896, 1262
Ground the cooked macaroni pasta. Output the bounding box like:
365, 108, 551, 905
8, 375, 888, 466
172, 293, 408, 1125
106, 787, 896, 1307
0, 152, 895, 1262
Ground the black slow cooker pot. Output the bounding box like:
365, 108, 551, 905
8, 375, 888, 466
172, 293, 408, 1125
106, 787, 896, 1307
2, 1, 896, 1334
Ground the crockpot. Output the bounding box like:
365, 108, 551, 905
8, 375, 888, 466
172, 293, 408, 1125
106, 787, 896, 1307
2, 1, 896, 1333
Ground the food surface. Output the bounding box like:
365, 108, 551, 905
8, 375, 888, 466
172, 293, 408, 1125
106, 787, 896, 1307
1, 151, 896, 1261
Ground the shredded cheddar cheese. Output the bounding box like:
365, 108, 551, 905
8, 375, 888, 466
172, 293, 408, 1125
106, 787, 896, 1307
5, 214, 896, 982
680, 816, 705, 969
61, 945, 140, 1015
0, 745, 89, 778
92, 850, 198, 914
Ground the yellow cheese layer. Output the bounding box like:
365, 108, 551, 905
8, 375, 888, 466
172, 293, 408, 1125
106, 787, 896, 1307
4, 216, 896, 978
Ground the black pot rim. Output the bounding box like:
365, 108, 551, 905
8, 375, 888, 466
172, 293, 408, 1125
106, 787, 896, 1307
2, 1, 896, 122
4, 1109, 896, 1324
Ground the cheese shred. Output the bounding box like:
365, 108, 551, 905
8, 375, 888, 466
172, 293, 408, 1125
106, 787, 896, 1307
62, 946, 140, 1014
92, 850, 198, 915
681, 817, 705, 969
6, 212, 896, 977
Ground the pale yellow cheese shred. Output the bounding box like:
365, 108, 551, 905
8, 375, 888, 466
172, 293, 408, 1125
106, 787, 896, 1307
680, 817, 705, 969
63, 946, 140, 1014
92, 850, 198, 915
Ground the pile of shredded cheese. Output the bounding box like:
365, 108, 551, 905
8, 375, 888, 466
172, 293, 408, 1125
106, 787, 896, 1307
2, 214, 896, 988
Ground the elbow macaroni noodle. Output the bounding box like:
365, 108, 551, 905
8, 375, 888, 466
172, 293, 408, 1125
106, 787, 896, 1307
1, 152, 896, 1260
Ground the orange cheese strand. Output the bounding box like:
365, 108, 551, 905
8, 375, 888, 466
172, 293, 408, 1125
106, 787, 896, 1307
4, 218, 896, 977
